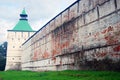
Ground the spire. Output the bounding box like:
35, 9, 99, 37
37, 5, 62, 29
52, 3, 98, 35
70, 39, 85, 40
22, 8, 26, 14
12, 9, 35, 32
20, 8, 28, 21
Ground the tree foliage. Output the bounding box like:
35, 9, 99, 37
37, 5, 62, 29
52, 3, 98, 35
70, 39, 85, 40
0, 42, 7, 56
0, 42, 7, 71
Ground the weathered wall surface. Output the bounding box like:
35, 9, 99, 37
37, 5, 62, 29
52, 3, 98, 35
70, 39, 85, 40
22, 0, 120, 71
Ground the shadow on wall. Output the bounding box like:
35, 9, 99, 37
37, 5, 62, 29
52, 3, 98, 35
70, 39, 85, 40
8, 63, 21, 71
73, 51, 120, 71
84, 58, 120, 71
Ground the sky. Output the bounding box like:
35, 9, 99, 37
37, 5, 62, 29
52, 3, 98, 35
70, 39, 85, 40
0, 0, 76, 44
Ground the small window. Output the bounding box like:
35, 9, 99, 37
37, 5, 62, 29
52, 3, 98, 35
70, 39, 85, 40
12, 38, 14, 40
12, 58, 14, 60
19, 58, 21, 60
19, 46, 21, 48
13, 46, 15, 48
21, 32, 23, 37
28, 32, 30, 37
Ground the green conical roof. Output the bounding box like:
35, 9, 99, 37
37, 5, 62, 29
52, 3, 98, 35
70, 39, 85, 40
13, 20, 34, 31
12, 9, 35, 32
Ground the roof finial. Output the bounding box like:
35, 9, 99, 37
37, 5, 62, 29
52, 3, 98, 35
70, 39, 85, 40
20, 8, 28, 20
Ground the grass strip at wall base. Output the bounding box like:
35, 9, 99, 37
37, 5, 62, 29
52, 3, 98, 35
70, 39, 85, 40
0, 70, 120, 80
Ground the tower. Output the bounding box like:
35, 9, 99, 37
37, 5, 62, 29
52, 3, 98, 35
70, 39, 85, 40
5, 9, 36, 70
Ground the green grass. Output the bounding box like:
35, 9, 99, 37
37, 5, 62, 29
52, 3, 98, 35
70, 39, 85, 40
0, 70, 120, 80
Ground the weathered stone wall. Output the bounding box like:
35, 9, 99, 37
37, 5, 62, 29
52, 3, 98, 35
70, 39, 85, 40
22, 0, 120, 71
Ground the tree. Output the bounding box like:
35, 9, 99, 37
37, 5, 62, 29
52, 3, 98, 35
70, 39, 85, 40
0, 56, 6, 71
0, 42, 7, 56
0, 41, 7, 71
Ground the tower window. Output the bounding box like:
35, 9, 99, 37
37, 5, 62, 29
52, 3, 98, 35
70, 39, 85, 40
15, 32, 16, 37
18, 38, 20, 42
28, 32, 30, 37
21, 32, 23, 37
12, 38, 14, 40
13, 46, 15, 48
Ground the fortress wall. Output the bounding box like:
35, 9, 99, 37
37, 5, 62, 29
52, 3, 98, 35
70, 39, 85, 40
22, 0, 120, 71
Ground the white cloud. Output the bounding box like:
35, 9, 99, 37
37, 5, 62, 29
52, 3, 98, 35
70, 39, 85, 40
0, 19, 14, 43
31, 18, 50, 31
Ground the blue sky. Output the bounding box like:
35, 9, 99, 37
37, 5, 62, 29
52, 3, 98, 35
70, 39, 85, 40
0, 0, 76, 44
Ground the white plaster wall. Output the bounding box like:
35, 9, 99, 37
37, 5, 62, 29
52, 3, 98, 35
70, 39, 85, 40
5, 31, 35, 70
